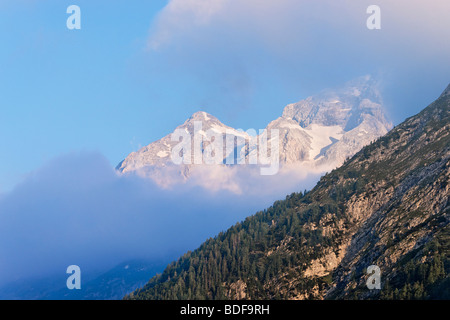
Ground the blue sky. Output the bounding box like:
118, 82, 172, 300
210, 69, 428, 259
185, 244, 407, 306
1, 0, 449, 192
0, 1, 169, 191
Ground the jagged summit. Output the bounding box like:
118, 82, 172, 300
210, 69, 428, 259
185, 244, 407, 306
178, 110, 237, 133
116, 109, 250, 175
281, 75, 389, 130
186, 111, 219, 123
269, 77, 392, 166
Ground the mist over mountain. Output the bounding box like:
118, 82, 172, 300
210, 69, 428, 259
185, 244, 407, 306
0, 152, 320, 299
117, 76, 392, 191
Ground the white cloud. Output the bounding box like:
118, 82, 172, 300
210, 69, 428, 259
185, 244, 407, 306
148, 0, 228, 49
149, 0, 450, 54
143, 0, 450, 122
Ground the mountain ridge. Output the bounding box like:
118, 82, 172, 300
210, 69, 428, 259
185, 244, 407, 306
117, 76, 392, 186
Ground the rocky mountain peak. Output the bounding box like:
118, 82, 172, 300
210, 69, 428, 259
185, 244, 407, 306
187, 111, 217, 122
116, 76, 393, 181
281, 75, 388, 130
179, 111, 232, 132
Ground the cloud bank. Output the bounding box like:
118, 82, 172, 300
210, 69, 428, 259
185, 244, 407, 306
142, 0, 450, 124
0, 151, 319, 292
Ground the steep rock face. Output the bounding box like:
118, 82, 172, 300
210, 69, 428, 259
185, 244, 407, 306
271, 76, 392, 167
326, 87, 449, 299
126, 84, 449, 300
264, 117, 314, 163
